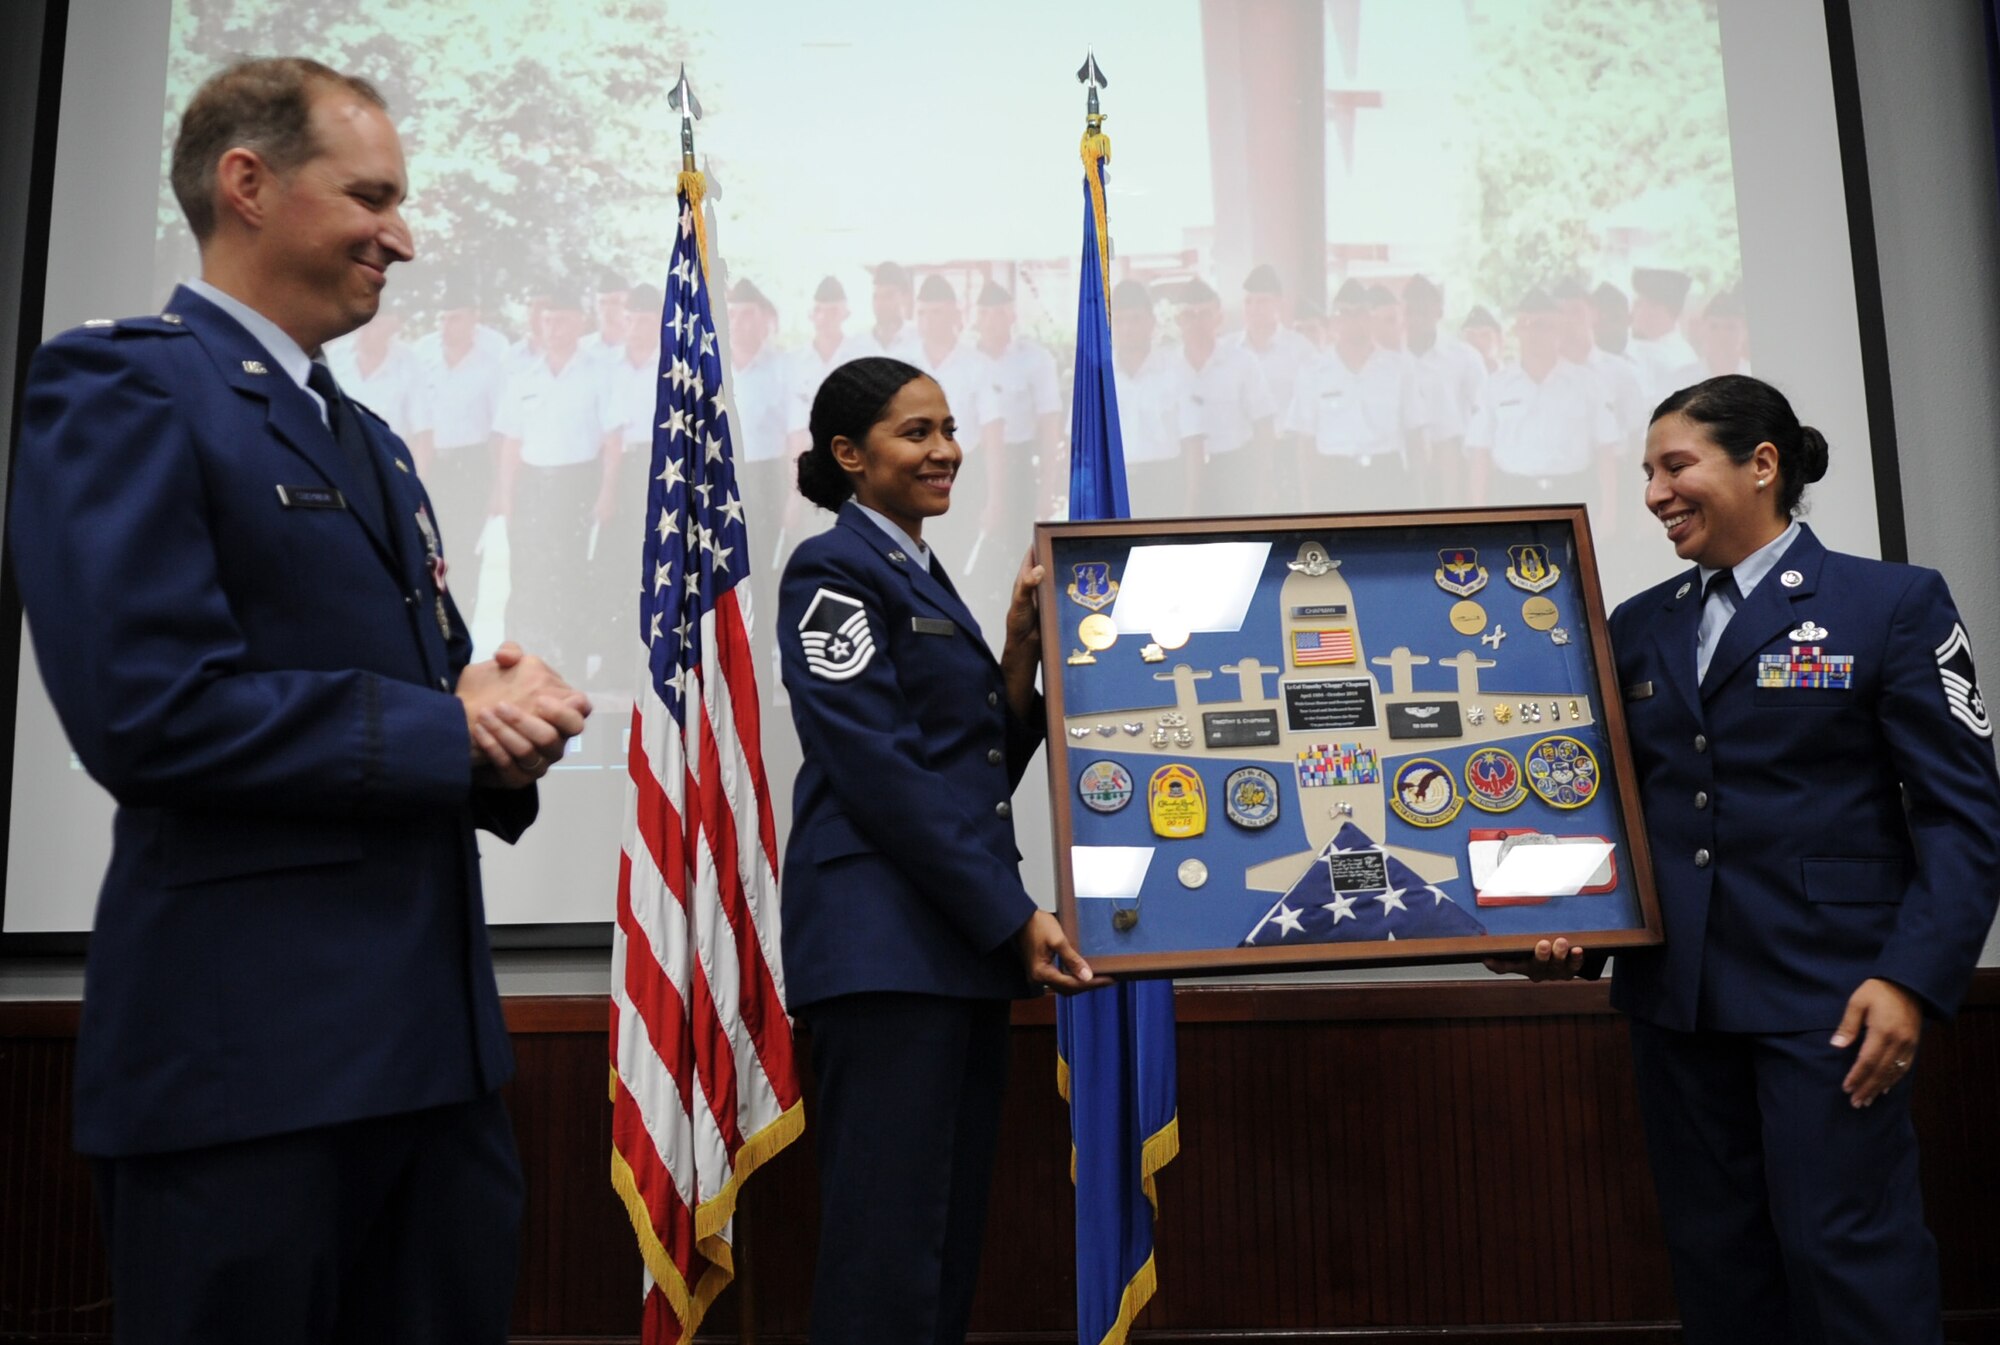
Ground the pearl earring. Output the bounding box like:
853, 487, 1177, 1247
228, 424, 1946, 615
1756, 479, 1768, 490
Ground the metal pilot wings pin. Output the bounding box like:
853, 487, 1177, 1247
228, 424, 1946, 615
797, 588, 876, 681
1066, 561, 1118, 611
1435, 548, 1489, 597
1505, 544, 1560, 594
1288, 541, 1339, 577
1935, 622, 1992, 738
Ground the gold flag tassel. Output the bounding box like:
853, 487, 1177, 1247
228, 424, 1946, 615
1080, 126, 1112, 310
678, 169, 710, 282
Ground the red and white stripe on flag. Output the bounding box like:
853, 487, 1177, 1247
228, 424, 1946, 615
610, 175, 803, 1344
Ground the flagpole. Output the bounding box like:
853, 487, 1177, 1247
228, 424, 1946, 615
1058, 50, 1177, 1345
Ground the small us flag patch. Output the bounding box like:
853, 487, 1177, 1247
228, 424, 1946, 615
798, 588, 876, 681
1935, 622, 1991, 739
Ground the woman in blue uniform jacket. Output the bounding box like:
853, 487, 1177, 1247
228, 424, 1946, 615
1497, 375, 2000, 1345
778, 357, 1097, 1345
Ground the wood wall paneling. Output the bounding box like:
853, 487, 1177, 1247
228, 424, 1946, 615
4, 980, 1998, 1343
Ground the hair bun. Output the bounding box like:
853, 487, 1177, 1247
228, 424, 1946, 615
1797, 426, 1830, 483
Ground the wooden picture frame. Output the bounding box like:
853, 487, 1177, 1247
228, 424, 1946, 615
1034, 507, 1661, 977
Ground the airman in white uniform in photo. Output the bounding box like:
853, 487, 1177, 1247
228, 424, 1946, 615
1285, 278, 1425, 505
837, 260, 923, 365
1626, 266, 1699, 408
1669, 288, 1753, 389
1110, 277, 1196, 520
1465, 288, 1620, 519
1170, 277, 1274, 515
417, 278, 507, 624
1402, 274, 1486, 499
914, 273, 1002, 580
492, 288, 619, 669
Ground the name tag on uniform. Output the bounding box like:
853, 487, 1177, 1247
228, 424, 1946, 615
911, 617, 955, 636
276, 484, 347, 510
1622, 680, 1655, 702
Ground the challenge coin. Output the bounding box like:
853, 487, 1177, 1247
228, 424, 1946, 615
1079, 613, 1119, 651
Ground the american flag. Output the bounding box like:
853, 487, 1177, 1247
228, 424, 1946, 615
1292, 627, 1356, 666
610, 178, 803, 1345
1242, 822, 1487, 945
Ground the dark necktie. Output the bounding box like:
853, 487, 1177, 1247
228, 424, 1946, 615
1695, 567, 1738, 681
305, 362, 388, 537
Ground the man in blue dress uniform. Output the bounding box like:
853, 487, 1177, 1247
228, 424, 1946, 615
10, 57, 590, 1343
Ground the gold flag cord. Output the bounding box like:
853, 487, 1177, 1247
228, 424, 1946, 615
1080, 129, 1112, 311
678, 169, 711, 280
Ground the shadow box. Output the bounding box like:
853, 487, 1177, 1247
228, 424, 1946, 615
1034, 507, 1662, 977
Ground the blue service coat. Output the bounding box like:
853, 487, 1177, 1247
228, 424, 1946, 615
1608, 524, 2000, 1032
777, 504, 1042, 1009
11, 285, 532, 1157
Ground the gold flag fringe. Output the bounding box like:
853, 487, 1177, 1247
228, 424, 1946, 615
1080, 130, 1113, 311
678, 169, 711, 280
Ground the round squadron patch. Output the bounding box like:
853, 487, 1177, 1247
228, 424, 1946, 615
1464, 746, 1527, 813
1223, 766, 1281, 830
1078, 760, 1136, 814
1524, 735, 1600, 809
796, 588, 876, 681
1389, 757, 1463, 828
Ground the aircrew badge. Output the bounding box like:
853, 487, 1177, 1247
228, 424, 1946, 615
1066, 561, 1118, 612
1078, 760, 1135, 814
1435, 548, 1489, 597
1286, 541, 1339, 577
1524, 735, 1600, 808
1505, 544, 1561, 594
1147, 763, 1207, 838
1389, 757, 1463, 828
1464, 746, 1527, 812
1224, 766, 1281, 830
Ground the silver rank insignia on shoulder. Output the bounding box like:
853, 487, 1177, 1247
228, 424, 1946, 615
1935, 622, 1991, 739
1780, 569, 1804, 588
797, 588, 876, 681
83, 318, 115, 328
161, 312, 183, 324
1789, 620, 1829, 642
394, 459, 411, 473
1676, 581, 1693, 600
241, 359, 269, 375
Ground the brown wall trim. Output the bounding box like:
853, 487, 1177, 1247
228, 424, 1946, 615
8, 966, 1999, 1039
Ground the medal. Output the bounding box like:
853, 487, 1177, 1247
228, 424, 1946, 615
1521, 596, 1558, 631
1177, 858, 1210, 889
1450, 600, 1487, 635
1079, 614, 1119, 651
